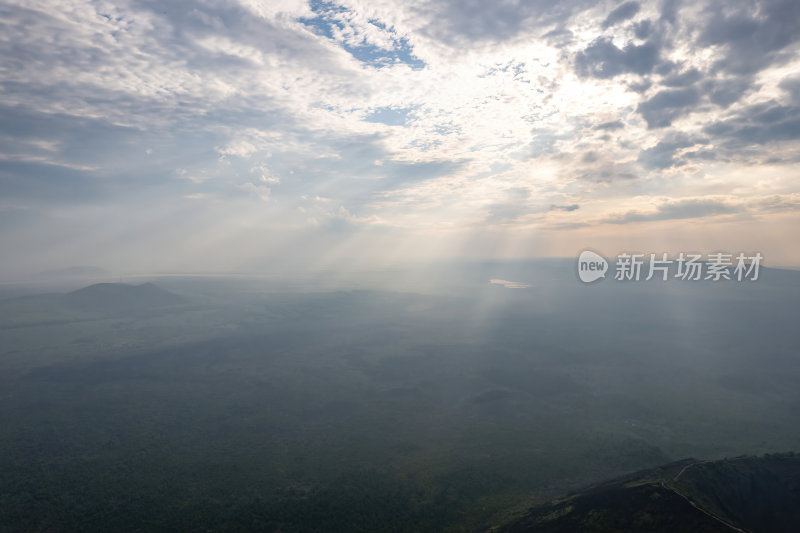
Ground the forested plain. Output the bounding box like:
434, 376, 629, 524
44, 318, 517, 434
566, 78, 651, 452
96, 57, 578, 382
1, 261, 798, 531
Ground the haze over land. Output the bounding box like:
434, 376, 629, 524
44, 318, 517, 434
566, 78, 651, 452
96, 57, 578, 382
0, 266, 799, 531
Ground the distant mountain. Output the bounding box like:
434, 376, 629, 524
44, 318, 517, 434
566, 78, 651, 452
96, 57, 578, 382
62, 282, 186, 313
499, 453, 800, 533
0, 283, 187, 328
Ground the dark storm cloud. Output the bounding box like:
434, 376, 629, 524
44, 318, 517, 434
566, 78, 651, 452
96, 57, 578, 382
602, 2, 641, 29
636, 87, 700, 128
575, 38, 660, 79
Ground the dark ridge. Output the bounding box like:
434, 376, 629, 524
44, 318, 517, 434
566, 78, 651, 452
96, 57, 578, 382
672, 453, 800, 533
499, 453, 800, 533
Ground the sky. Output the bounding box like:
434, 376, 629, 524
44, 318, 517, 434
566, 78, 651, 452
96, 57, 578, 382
1, 0, 800, 278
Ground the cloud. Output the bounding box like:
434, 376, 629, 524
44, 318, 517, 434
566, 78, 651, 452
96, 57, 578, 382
779, 76, 800, 105
705, 77, 753, 107
660, 0, 680, 24
604, 199, 742, 224
239, 182, 272, 201
489, 279, 531, 289
704, 103, 800, 147
661, 68, 701, 88
550, 204, 580, 212
699, 0, 800, 76
485, 192, 578, 223
752, 194, 800, 213
575, 38, 660, 79
594, 120, 625, 131
637, 134, 697, 169
576, 161, 639, 182
0, 161, 103, 202
1, 0, 800, 275
636, 87, 700, 128
633, 19, 653, 39
485, 203, 528, 223
411, 0, 598, 47
602, 2, 641, 29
